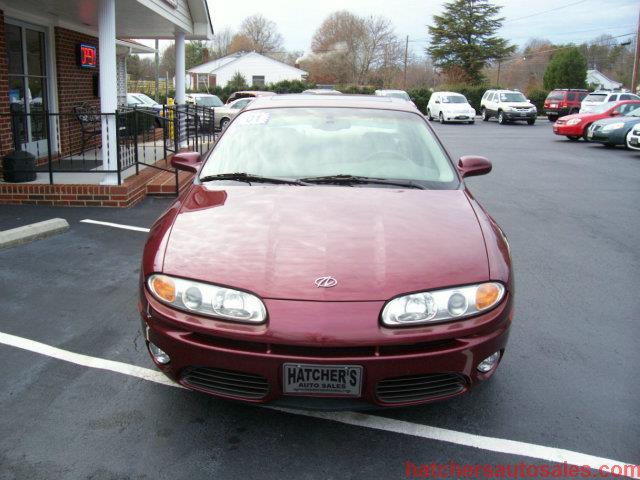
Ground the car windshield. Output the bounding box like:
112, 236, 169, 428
442, 95, 467, 104
627, 107, 640, 117
584, 94, 607, 103
547, 91, 564, 101
199, 108, 458, 189
133, 94, 157, 105
195, 95, 223, 107
499, 93, 526, 102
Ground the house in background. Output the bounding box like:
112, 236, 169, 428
187, 51, 307, 89
586, 69, 623, 90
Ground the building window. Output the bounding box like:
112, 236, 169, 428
252, 75, 265, 87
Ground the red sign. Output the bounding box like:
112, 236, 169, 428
79, 43, 96, 68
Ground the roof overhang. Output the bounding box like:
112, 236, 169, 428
0, 0, 213, 39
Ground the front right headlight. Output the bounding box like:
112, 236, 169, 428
567, 118, 582, 126
381, 282, 505, 327
147, 274, 267, 324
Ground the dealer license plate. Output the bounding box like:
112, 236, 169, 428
283, 363, 363, 396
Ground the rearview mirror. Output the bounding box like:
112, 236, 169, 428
171, 152, 202, 173
458, 156, 492, 178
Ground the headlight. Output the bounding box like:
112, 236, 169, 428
147, 274, 267, 323
602, 122, 624, 132
381, 282, 505, 327
566, 118, 582, 126
505, 106, 515, 112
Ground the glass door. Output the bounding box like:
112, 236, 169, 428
5, 21, 48, 155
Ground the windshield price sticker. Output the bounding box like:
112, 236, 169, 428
236, 112, 271, 126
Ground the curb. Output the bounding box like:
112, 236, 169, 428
0, 218, 70, 250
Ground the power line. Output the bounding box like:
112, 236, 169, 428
503, 0, 592, 24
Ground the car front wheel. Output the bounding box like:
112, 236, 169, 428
498, 111, 506, 124
220, 118, 230, 130
482, 108, 489, 121
527, 118, 536, 125
567, 136, 580, 141
439, 112, 446, 124
427, 109, 433, 121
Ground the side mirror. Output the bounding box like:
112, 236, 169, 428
458, 155, 492, 178
435, 100, 440, 104
171, 151, 202, 173
610, 111, 621, 117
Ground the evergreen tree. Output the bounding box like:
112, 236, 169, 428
543, 47, 587, 90
427, 0, 515, 84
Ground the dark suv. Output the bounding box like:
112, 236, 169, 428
544, 89, 588, 122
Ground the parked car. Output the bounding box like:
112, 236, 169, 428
302, 89, 343, 95
626, 125, 640, 151
480, 89, 537, 125
543, 89, 588, 121
585, 106, 640, 147
213, 97, 253, 130
580, 90, 640, 114
552, 100, 640, 141
127, 93, 163, 126
374, 89, 411, 101
185, 93, 224, 108
427, 92, 476, 124
141, 94, 513, 409
226, 90, 275, 104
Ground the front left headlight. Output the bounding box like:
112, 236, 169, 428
381, 282, 505, 327
147, 274, 267, 323
602, 122, 625, 132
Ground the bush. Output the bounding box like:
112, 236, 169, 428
407, 88, 432, 114
526, 89, 549, 112
337, 85, 376, 95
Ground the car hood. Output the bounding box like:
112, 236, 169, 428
162, 185, 490, 302
594, 116, 640, 127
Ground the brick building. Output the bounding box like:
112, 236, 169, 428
0, 0, 212, 189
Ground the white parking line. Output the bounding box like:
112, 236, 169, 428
80, 219, 150, 233
0, 330, 637, 478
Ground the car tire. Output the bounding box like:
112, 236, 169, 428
482, 108, 489, 121
220, 118, 230, 130
498, 111, 506, 125
439, 112, 446, 124
468, 120, 475, 125
567, 136, 580, 141
547, 115, 558, 122
427, 109, 433, 121
527, 119, 536, 125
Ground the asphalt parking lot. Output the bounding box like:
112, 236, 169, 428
0, 119, 638, 479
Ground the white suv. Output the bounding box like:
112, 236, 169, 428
426, 92, 476, 124
580, 90, 640, 114
480, 89, 537, 125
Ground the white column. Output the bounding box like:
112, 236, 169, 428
174, 31, 186, 104
98, 0, 119, 185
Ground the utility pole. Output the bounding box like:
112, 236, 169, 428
154, 39, 159, 102
632, 6, 640, 93
403, 35, 409, 90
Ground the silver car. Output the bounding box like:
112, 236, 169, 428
214, 97, 253, 130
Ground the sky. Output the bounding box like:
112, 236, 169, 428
204, 0, 638, 56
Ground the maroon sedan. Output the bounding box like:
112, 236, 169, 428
140, 95, 513, 409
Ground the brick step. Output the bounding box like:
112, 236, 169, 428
146, 168, 193, 196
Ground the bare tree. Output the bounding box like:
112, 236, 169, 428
310, 11, 402, 85
211, 27, 234, 58
239, 14, 284, 54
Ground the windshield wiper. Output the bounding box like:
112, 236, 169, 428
298, 174, 425, 189
199, 172, 307, 185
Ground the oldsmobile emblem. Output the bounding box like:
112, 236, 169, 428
315, 276, 338, 288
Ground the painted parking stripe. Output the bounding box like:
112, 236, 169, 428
0, 330, 637, 479
80, 219, 150, 233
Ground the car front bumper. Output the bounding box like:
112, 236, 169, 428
627, 132, 640, 150
503, 111, 536, 120
586, 128, 626, 145
443, 113, 475, 122
139, 290, 513, 409
553, 123, 584, 136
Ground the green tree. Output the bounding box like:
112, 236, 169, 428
227, 71, 248, 91
427, 0, 515, 84
543, 46, 587, 90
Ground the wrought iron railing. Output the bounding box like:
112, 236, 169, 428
0, 103, 217, 194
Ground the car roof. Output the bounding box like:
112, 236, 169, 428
436, 91, 465, 96
244, 94, 420, 113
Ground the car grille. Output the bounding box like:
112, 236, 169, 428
513, 107, 531, 111
375, 373, 466, 404
181, 366, 270, 399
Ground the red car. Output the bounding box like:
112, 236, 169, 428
553, 100, 640, 141
140, 95, 513, 408
543, 88, 588, 122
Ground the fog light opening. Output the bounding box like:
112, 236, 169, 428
477, 351, 500, 373
148, 342, 170, 365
